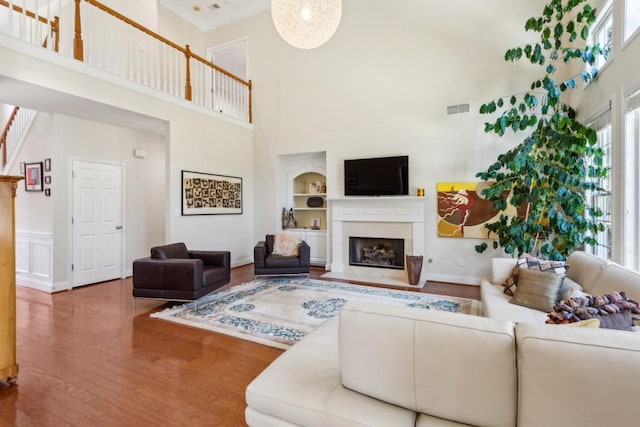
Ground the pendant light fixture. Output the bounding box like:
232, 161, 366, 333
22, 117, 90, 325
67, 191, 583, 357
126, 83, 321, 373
271, 0, 342, 49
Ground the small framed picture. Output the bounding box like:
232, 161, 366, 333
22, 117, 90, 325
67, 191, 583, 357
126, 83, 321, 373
25, 162, 43, 192
45, 189, 51, 197
44, 158, 51, 172
311, 217, 321, 229
44, 176, 51, 184
20, 162, 25, 174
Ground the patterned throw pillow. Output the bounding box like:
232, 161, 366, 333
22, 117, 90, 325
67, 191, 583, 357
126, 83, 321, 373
502, 254, 568, 296
272, 233, 300, 256
546, 291, 640, 330
509, 267, 566, 312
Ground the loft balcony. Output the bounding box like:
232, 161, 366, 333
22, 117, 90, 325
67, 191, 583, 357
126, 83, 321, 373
0, 0, 252, 123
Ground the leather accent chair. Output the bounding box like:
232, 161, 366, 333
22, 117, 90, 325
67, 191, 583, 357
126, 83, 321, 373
133, 243, 230, 306
254, 234, 310, 276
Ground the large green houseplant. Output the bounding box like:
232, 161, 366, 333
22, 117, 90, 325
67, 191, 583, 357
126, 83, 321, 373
475, 0, 608, 261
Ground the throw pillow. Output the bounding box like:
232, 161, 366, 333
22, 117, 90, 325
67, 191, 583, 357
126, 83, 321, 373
563, 318, 601, 328
632, 313, 640, 328
502, 254, 536, 296
546, 291, 640, 330
502, 254, 569, 296
272, 233, 300, 256
509, 267, 565, 312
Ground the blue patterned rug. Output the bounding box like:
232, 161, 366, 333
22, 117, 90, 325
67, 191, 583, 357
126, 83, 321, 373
150, 277, 480, 349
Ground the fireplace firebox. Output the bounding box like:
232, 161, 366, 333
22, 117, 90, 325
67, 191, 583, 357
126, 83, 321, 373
349, 236, 405, 270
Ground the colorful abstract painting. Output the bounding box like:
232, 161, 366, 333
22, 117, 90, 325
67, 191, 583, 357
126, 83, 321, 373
437, 182, 516, 239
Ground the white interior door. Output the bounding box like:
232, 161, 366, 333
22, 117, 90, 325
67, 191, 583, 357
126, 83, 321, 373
72, 160, 123, 287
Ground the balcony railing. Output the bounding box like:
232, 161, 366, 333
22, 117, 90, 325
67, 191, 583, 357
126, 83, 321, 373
0, 0, 252, 123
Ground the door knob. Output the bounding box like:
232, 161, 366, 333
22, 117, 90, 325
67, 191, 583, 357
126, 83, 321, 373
116, 225, 123, 230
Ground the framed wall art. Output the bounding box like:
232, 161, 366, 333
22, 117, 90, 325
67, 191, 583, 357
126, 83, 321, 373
182, 170, 243, 215
24, 162, 43, 192
436, 181, 514, 239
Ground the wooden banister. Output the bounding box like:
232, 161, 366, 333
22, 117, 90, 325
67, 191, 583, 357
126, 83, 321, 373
74, 0, 84, 60
0, 107, 20, 168
53, 16, 60, 52
249, 80, 253, 124
81, 0, 251, 87
184, 45, 192, 101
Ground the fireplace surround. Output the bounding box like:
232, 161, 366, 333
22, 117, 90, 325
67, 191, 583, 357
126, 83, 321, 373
327, 196, 426, 286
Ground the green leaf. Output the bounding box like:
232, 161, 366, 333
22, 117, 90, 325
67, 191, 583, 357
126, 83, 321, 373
581, 26, 589, 40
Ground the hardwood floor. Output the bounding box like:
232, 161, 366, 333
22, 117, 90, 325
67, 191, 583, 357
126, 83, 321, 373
0, 265, 479, 426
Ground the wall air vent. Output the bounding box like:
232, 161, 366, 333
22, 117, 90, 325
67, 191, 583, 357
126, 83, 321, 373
447, 103, 470, 115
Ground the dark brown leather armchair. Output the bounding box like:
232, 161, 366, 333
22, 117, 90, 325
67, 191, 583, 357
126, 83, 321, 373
254, 234, 310, 276
133, 243, 230, 305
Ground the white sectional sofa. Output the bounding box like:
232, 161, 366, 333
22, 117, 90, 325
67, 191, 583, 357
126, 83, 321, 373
245, 300, 640, 426
481, 250, 640, 325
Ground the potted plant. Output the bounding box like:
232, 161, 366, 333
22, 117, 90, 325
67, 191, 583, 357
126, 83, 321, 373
475, 0, 608, 261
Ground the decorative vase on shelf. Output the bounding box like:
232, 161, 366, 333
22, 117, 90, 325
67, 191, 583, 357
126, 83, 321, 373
406, 255, 423, 285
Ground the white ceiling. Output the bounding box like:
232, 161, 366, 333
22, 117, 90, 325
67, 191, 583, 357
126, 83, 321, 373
160, 0, 270, 32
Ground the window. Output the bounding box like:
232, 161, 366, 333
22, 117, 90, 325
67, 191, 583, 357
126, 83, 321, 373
625, 0, 640, 41
587, 108, 612, 261
624, 90, 640, 271
590, 1, 613, 70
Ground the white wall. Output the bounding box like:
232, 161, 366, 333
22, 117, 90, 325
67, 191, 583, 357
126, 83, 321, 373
12, 112, 166, 291
158, 4, 206, 56
0, 33, 254, 290
205, 0, 549, 284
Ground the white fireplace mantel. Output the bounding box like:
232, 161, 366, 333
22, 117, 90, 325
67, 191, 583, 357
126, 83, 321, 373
328, 196, 426, 274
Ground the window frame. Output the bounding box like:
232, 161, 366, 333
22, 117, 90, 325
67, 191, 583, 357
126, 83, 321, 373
623, 90, 640, 271
589, 0, 614, 72
587, 120, 613, 261
624, 0, 640, 43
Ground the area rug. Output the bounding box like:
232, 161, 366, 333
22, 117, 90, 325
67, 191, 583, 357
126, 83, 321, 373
150, 277, 480, 349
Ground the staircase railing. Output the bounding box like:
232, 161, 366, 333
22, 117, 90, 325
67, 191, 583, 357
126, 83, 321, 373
74, 0, 252, 123
1, 106, 36, 170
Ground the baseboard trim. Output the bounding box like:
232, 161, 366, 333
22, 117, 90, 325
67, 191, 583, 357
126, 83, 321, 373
425, 273, 480, 286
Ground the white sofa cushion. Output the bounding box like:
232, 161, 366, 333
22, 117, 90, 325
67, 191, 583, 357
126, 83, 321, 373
245, 317, 416, 427
565, 251, 607, 292
516, 323, 640, 427
339, 301, 517, 427
481, 279, 550, 323
589, 262, 640, 303
491, 257, 517, 285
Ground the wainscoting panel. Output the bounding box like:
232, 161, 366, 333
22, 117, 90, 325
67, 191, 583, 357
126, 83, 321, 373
15, 231, 55, 293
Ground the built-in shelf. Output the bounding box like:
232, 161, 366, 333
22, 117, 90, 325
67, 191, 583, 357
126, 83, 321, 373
286, 169, 327, 265
291, 171, 327, 230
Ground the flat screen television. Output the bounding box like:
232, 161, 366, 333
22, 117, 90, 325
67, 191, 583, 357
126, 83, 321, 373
344, 155, 409, 196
